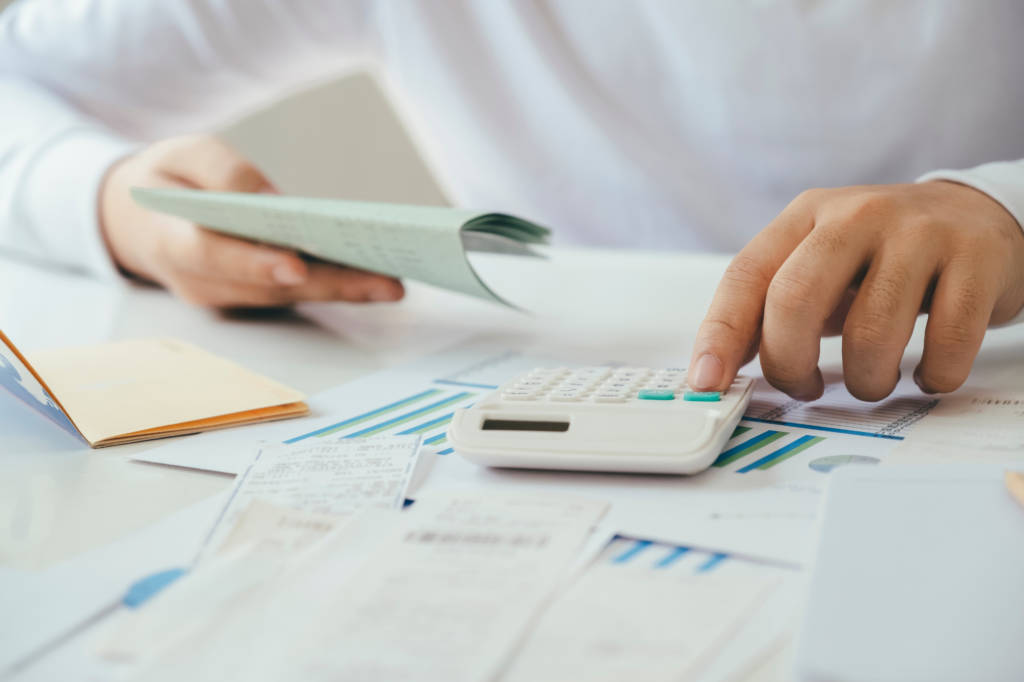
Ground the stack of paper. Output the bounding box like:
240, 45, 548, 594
131, 188, 551, 307
0, 331, 307, 447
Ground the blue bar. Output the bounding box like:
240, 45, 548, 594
713, 430, 786, 466
613, 540, 653, 564
398, 412, 455, 435
284, 389, 441, 443
437, 447, 454, 455
433, 379, 500, 390
344, 393, 473, 438
654, 546, 690, 569
697, 553, 728, 573
742, 417, 904, 440
738, 434, 816, 473
424, 432, 448, 445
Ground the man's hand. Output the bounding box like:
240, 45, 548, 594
689, 182, 1024, 400
100, 135, 404, 307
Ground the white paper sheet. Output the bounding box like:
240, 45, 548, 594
195, 435, 421, 565
883, 389, 1024, 465
128, 490, 607, 682
502, 538, 780, 682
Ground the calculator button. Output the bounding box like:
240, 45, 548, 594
644, 382, 681, 392
529, 369, 567, 379
515, 381, 551, 391
638, 389, 675, 401
549, 391, 584, 402
655, 370, 687, 381
502, 391, 538, 401
602, 381, 637, 391
598, 385, 632, 394
558, 380, 594, 391
591, 392, 627, 403
569, 368, 612, 380
683, 391, 720, 402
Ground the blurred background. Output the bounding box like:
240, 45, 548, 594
0, 0, 447, 207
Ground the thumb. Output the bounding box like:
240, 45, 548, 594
157, 135, 276, 194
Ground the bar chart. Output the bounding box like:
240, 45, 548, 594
285, 382, 487, 455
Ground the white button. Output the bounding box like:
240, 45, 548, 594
645, 382, 681, 391
655, 370, 687, 381
598, 385, 632, 394
570, 367, 612, 378
515, 380, 551, 390
529, 369, 567, 379
602, 381, 637, 391
558, 380, 594, 391
549, 391, 583, 402
591, 393, 627, 403
502, 391, 537, 401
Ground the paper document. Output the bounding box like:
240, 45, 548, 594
884, 389, 1024, 465
744, 374, 937, 439
128, 490, 607, 682
131, 188, 550, 306
0, 330, 307, 447
195, 435, 422, 564
502, 537, 782, 682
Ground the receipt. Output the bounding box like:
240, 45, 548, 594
266, 489, 609, 682
195, 435, 422, 564
884, 389, 1024, 465
129, 490, 607, 682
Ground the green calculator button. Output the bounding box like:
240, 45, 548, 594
684, 391, 720, 402
638, 389, 675, 401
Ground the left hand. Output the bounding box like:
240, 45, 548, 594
688, 181, 1024, 401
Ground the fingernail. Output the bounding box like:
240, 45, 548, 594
690, 354, 723, 390
912, 369, 936, 395
368, 287, 400, 302
272, 263, 305, 286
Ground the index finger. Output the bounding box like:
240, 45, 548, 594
688, 193, 818, 391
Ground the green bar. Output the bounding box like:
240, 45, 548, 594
406, 415, 454, 435
714, 431, 788, 467
314, 389, 443, 438
355, 394, 472, 437
758, 436, 826, 470
730, 426, 752, 440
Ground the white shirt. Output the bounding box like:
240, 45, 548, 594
2, 0, 1024, 288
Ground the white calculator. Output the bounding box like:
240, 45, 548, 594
449, 366, 754, 475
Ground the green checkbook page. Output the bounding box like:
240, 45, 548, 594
131, 187, 551, 307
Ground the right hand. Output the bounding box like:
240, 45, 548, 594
99, 134, 405, 307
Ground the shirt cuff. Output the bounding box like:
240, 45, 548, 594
917, 161, 1024, 327
21, 126, 137, 281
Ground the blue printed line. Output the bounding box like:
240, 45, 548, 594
285, 389, 442, 443
344, 393, 473, 439
738, 434, 820, 472
697, 553, 728, 573
613, 540, 653, 564
424, 432, 448, 445
742, 417, 904, 440
437, 447, 454, 455
654, 546, 690, 569
398, 412, 455, 436
434, 379, 500, 390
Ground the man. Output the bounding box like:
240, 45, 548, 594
2, 0, 1022, 403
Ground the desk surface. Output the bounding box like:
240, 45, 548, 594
3, 247, 1023, 681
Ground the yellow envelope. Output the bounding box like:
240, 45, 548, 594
1, 330, 307, 447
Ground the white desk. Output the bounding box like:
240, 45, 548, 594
3, 247, 1023, 681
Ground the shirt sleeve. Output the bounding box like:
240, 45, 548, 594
918, 160, 1024, 327
0, 0, 374, 279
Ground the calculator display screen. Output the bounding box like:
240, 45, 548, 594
481, 419, 569, 432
